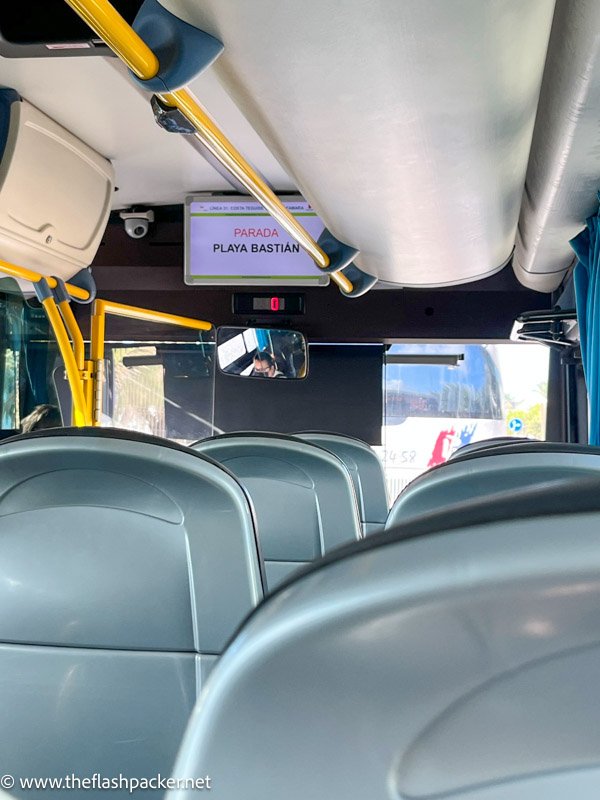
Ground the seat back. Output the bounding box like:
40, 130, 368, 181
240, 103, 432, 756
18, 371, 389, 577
449, 435, 536, 459
170, 478, 600, 800
387, 442, 600, 527
0, 429, 263, 798
193, 433, 362, 589
295, 431, 388, 534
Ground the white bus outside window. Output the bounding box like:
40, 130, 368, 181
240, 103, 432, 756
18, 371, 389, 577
378, 343, 549, 502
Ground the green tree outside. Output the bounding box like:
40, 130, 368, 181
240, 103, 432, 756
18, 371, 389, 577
506, 403, 545, 439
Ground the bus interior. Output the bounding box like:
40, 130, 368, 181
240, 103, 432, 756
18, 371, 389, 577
0, 1, 597, 798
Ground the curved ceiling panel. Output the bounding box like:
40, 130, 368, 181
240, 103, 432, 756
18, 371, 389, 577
160, 0, 556, 287
513, 0, 600, 293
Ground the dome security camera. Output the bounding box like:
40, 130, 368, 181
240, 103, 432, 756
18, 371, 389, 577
125, 218, 149, 239
119, 209, 155, 239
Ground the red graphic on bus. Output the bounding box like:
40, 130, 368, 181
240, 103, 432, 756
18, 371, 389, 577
427, 428, 456, 467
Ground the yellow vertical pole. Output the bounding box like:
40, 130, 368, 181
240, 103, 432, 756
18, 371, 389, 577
58, 299, 94, 426
84, 359, 95, 418
90, 300, 107, 426
91, 300, 106, 363
42, 297, 91, 427
58, 299, 85, 371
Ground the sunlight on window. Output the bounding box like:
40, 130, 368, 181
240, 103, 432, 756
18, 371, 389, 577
110, 346, 166, 437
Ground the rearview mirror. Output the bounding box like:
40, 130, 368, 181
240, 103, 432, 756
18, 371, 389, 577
217, 326, 308, 379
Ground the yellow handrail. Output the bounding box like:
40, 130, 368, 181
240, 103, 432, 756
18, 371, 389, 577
0, 259, 90, 301
90, 299, 213, 424
58, 299, 85, 371
0, 261, 215, 429
62, 0, 354, 295
0, 259, 92, 426
91, 300, 106, 363
159, 88, 354, 293
62, 0, 159, 79
94, 299, 213, 330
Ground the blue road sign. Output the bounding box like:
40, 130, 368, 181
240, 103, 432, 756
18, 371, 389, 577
508, 417, 523, 433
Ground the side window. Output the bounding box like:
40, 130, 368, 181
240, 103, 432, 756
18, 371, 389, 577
0, 286, 62, 431
379, 344, 550, 501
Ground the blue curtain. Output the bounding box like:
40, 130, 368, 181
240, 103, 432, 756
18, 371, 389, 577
570, 194, 600, 445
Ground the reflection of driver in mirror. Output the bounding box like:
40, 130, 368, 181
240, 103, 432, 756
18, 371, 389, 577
252, 351, 284, 378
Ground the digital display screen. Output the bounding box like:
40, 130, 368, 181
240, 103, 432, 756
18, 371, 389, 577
253, 297, 285, 311
185, 196, 330, 286
233, 293, 305, 315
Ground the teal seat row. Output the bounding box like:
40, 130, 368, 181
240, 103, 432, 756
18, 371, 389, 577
4, 430, 600, 799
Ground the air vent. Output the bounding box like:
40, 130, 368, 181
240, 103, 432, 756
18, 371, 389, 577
0, 1, 144, 58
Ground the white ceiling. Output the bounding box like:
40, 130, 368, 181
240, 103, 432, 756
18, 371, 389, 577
160, 0, 556, 287
0, 52, 294, 208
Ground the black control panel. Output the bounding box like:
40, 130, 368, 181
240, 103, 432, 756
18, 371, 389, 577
233, 293, 305, 315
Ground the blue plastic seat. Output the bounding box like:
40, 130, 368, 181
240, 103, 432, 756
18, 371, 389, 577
387, 442, 600, 527
449, 435, 537, 459
170, 476, 600, 800
0, 428, 264, 799
295, 431, 388, 534
193, 432, 362, 589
